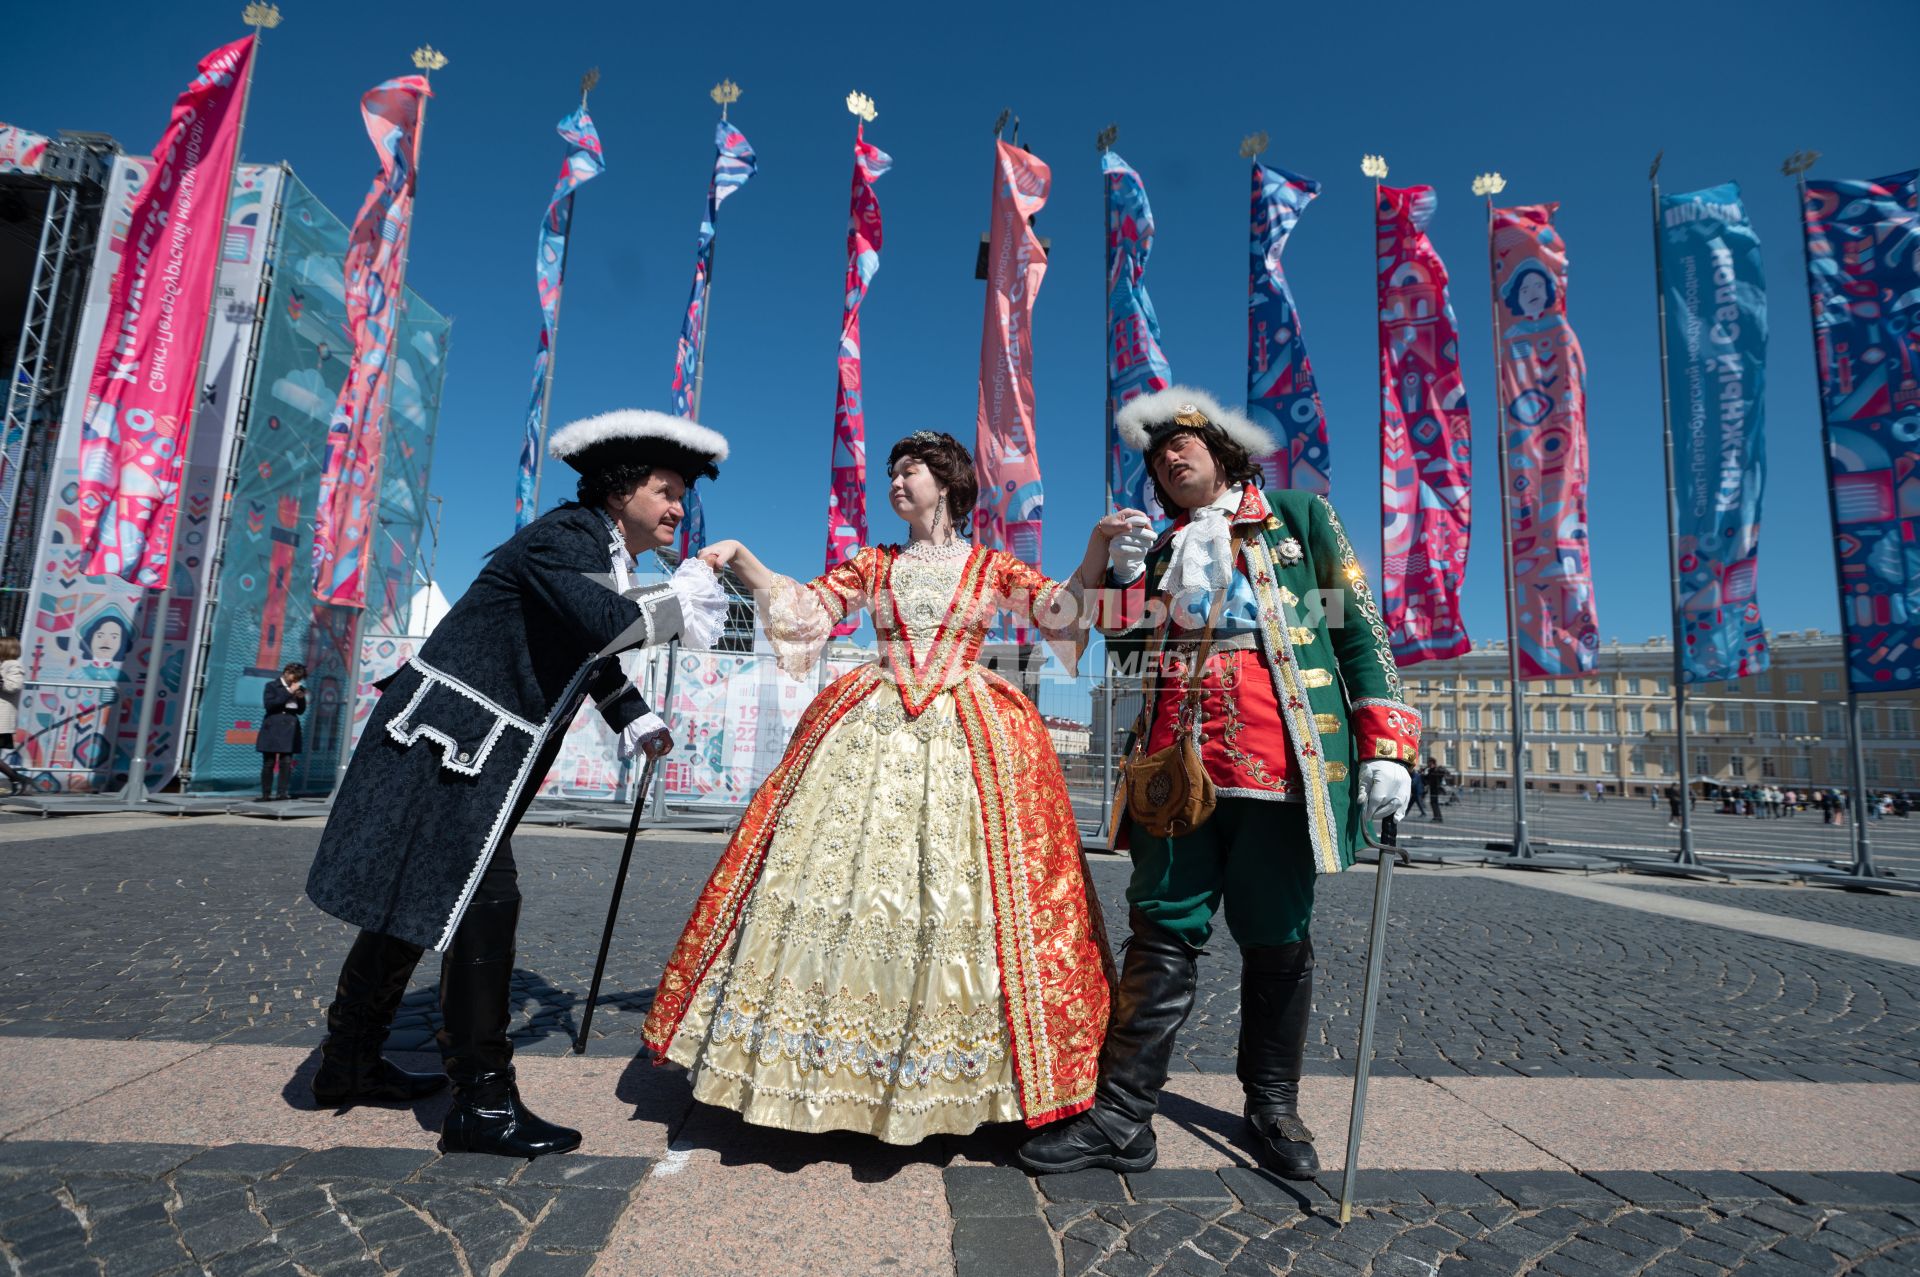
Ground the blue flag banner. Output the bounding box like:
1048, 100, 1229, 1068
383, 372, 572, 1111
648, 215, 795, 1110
672, 120, 758, 558
1103, 149, 1172, 523
514, 106, 605, 529
1659, 182, 1770, 683
1801, 171, 1920, 693
1247, 162, 1330, 495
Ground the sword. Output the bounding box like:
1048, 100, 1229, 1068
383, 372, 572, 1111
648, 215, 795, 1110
1338, 813, 1409, 1225
572, 747, 663, 1055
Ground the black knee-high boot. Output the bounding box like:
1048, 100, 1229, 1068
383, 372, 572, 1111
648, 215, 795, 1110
436, 894, 580, 1158
1237, 938, 1318, 1179
312, 929, 448, 1107
1017, 909, 1200, 1174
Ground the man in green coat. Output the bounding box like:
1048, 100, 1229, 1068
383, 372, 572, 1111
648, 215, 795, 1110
1020, 388, 1418, 1179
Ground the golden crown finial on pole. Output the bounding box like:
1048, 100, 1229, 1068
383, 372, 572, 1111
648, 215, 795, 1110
1240, 131, 1270, 160
846, 91, 877, 123
412, 44, 448, 73
580, 67, 600, 103
711, 79, 741, 118
1781, 149, 1821, 179
1471, 172, 1507, 197
1096, 123, 1118, 153
1361, 154, 1389, 180
242, 3, 282, 28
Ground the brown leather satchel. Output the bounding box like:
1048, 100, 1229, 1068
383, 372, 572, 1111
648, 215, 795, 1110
1122, 549, 1238, 840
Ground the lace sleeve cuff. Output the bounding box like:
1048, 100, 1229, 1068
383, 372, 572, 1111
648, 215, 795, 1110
765, 575, 833, 679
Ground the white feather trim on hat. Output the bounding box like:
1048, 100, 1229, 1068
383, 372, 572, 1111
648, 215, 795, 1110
547, 409, 730, 465
1113, 385, 1276, 457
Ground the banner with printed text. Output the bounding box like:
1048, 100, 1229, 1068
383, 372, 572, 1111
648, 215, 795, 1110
1103, 149, 1171, 523
1248, 162, 1330, 495
823, 124, 890, 636
1376, 184, 1472, 664
312, 75, 429, 608
514, 105, 605, 530
670, 119, 756, 558
1660, 182, 1769, 683
74, 35, 253, 587
1492, 202, 1598, 678
1802, 171, 1920, 693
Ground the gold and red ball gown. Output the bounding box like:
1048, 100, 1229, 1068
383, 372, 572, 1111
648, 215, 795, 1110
641, 544, 1112, 1143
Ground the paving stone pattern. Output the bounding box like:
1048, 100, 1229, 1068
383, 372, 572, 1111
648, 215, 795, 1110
948, 1164, 1920, 1277
0, 823, 1916, 1083
0, 1139, 651, 1276
1613, 881, 1920, 940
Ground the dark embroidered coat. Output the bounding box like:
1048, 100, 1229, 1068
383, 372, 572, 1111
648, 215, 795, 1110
306, 504, 679, 951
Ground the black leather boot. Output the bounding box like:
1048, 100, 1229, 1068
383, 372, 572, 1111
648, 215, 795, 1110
1018, 909, 1199, 1175
1237, 938, 1318, 1180
312, 930, 447, 1108
437, 895, 579, 1158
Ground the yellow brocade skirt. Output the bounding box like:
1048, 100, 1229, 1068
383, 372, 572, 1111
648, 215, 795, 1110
662, 686, 1023, 1143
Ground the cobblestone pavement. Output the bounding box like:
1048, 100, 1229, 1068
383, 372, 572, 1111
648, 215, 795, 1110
1, 820, 1915, 1083
0, 1139, 649, 1276
1611, 881, 1920, 938
948, 1163, 1920, 1277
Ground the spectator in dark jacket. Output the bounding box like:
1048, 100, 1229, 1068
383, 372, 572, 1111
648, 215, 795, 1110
257, 663, 307, 799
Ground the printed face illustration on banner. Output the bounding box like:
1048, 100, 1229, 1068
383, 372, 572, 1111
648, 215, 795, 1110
670, 119, 757, 559
1802, 171, 1920, 693
975, 140, 1050, 568
1492, 203, 1599, 679
1376, 184, 1473, 665
1659, 182, 1770, 683
823, 124, 890, 636
1103, 149, 1172, 524
312, 75, 430, 608
1248, 162, 1330, 496
514, 105, 605, 531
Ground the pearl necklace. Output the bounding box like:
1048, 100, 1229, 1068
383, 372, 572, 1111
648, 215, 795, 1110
901, 537, 972, 564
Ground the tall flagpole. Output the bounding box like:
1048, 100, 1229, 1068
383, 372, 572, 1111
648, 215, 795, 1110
126, 5, 281, 806
332, 42, 444, 793
1095, 122, 1120, 842
689, 79, 741, 425
527, 67, 599, 520
1648, 152, 1699, 867
1474, 171, 1536, 858
1783, 148, 1874, 878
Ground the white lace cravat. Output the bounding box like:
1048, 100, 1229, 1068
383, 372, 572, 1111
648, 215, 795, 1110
1157, 495, 1237, 619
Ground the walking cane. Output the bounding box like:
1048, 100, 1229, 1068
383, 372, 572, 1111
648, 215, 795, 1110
572, 748, 663, 1055
1338, 813, 1408, 1224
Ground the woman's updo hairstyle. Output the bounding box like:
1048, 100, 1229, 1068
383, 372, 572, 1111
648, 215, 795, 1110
886, 431, 978, 533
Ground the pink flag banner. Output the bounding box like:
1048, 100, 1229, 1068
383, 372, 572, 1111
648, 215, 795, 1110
1492, 202, 1598, 678
74, 35, 253, 586
823, 123, 890, 636
312, 75, 430, 607
1247, 162, 1331, 494
1376, 183, 1472, 665
974, 139, 1050, 568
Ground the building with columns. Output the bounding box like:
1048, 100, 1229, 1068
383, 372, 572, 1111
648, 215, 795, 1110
1406, 631, 1919, 797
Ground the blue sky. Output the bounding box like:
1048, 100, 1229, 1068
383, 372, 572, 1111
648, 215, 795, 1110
9, 0, 1917, 653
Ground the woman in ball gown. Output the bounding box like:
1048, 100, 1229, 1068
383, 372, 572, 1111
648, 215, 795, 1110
641, 430, 1147, 1144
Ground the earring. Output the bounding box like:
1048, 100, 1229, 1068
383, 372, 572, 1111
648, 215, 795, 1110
936, 496, 947, 539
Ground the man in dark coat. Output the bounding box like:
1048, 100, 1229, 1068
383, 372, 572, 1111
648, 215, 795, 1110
304, 409, 732, 1158
257, 662, 306, 800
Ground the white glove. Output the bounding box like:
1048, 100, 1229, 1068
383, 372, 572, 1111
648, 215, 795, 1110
1107, 517, 1155, 584
618, 711, 673, 761
669, 557, 729, 650
1357, 760, 1411, 822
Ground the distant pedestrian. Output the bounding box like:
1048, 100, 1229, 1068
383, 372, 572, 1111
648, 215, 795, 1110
1649, 790, 1659, 810
0, 636, 29, 796
256, 663, 307, 800
1409, 766, 1428, 817
1423, 757, 1449, 823
1665, 783, 1682, 826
